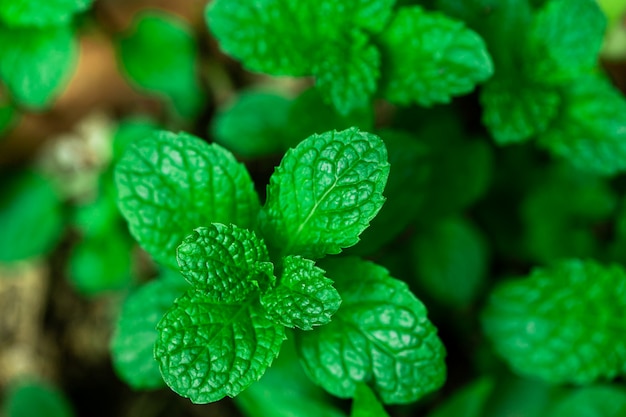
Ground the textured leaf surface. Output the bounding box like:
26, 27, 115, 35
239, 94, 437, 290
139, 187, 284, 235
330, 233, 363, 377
297, 257, 446, 404
155, 290, 285, 403
0, 171, 64, 262
3, 381, 74, 417
482, 259, 626, 383
118, 13, 204, 118
548, 385, 626, 417
260, 128, 389, 258
527, 0, 606, 82
111, 277, 190, 389
260, 256, 341, 330
115, 131, 259, 268
480, 77, 560, 144
212, 91, 292, 157
0, 25, 77, 109
351, 384, 390, 417
412, 217, 488, 308
377, 6, 493, 106
0, 0, 92, 27
538, 76, 626, 175
177, 224, 273, 303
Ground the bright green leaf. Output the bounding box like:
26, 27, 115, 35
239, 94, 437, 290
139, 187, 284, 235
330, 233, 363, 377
118, 13, 204, 118
0, 25, 77, 109
482, 259, 626, 384
211, 91, 292, 158
351, 383, 391, 417
0, 0, 92, 27
538, 76, 626, 176
260, 255, 341, 330
155, 289, 285, 403
260, 127, 389, 258
111, 276, 190, 390
115, 130, 260, 268
3, 381, 74, 417
548, 385, 626, 417
377, 6, 493, 106
177, 224, 273, 302
297, 257, 446, 404
0, 171, 64, 262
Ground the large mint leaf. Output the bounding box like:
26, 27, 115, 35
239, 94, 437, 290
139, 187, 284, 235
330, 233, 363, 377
177, 224, 274, 303
538, 76, 626, 176
3, 382, 74, 417
377, 6, 493, 106
0, 0, 92, 27
115, 130, 259, 268
297, 257, 446, 404
482, 259, 626, 383
260, 128, 389, 258
260, 256, 341, 330
111, 277, 190, 390
527, 0, 606, 83
155, 289, 285, 403
0, 25, 77, 109
118, 13, 204, 118
548, 386, 626, 417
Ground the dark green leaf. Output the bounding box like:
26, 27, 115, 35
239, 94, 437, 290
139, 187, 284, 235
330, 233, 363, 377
3, 381, 74, 417
548, 385, 626, 417
426, 378, 493, 417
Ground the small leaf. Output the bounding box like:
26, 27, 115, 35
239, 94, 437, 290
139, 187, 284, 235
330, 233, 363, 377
297, 257, 446, 404
155, 290, 285, 403
115, 130, 260, 268
0, 0, 93, 27
260, 127, 389, 258
0, 25, 77, 109
211, 91, 292, 158
260, 255, 341, 330
111, 276, 190, 390
118, 12, 204, 118
3, 381, 74, 417
177, 224, 274, 303
482, 259, 626, 383
351, 384, 391, 417
377, 6, 493, 106
425, 378, 493, 417
548, 385, 626, 417
538, 76, 626, 175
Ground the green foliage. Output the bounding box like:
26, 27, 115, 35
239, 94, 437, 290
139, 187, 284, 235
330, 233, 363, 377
117, 12, 204, 119
482, 260, 626, 384
0, 99, 16, 136
0, 24, 77, 109
0, 0, 92, 27
548, 385, 626, 417
297, 257, 446, 404
3, 381, 74, 417
0, 171, 64, 262
426, 378, 493, 417
351, 384, 391, 417
259, 127, 389, 258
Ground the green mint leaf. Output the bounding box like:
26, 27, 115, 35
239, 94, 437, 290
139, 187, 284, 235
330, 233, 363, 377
480, 77, 561, 144
482, 259, 626, 383
112, 117, 159, 162
0, 25, 77, 109
0, 0, 92, 27
426, 378, 493, 417
155, 289, 285, 403
297, 257, 446, 404
351, 384, 391, 417
377, 6, 493, 106
118, 13, 204, 118
3, 381, 74, 417
527, 0, 606, 83
538, 76, 626, 175
260, 128, 389, 258
115, 130, 260, 268
177, 224, 274, 303
0, 171, 64, 262
313, 33, 380, 115
412, 217, 488, 309
211, 91, 292, 158
548, 386, 626, 417
111, 276, 190, 390
260, 255, 341, 330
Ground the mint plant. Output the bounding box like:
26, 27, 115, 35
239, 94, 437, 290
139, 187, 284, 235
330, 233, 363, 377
112, 127, 446, 404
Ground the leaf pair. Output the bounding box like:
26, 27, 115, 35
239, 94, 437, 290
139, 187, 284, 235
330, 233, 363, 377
207, 0, 493, 114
